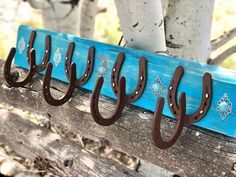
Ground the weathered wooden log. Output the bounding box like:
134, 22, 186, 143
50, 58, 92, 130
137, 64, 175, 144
0, 60, 236, 177
0, 109, 142, 177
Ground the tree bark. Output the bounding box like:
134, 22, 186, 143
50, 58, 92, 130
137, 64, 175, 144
27, 0, 98, 38
114, 0, 166, 52
165, 0, 215, 63
78, 0, 98, 39
0, 0, 18, 58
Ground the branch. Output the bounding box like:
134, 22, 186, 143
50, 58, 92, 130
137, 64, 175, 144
208, 45, 236, 65
211, 27, 236, 51
97, 7, 107, 13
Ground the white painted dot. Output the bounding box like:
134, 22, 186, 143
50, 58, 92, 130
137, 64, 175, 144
135, 91, 139, 95
88, 60, 90, 64
85, 73, 88, 77
170, 103, 173, 107
140, 76, 143, 80
112, 83, 115, 87
196, 131, 200, 136
66, 57, 68, 60
113, 68, 116, 72
200, 110, 204, 114
169, 86, 173, 90
205, 93, 209, 98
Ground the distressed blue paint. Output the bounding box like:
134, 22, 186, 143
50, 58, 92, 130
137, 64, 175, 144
13, 25, 236, 137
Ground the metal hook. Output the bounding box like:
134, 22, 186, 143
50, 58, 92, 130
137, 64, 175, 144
42, 42, 76, 106
90, 53, 147, 126
42, 62, 77, 106
111, 52, 147, 103
65, 42, 95, 86
90, 77, 126, 126
26, 31, 51, 72
168, 66, 212, 124
4, 48, 36, 87
152, 93, 186, 150
43, 42, 94, 106
3, 30, 51, 87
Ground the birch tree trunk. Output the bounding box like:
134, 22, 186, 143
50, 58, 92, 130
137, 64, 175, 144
165, 0, 215, 63
0, 0, 18, 58
27, 0, 98, 38
114, 0, 214, 63
114, 0, 166, 53
78, 0, 98, 38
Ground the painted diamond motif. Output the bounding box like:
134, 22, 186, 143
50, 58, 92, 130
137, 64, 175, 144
18, 37, 25, 54
53, 48, 62, 67
151, 77, 164, 97
97, 62, 108, 77
216, 93, 232, 120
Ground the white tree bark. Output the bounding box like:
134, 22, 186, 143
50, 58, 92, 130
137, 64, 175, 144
0, 0, 18, 58
78, 0, 98, 39
0, 0, 18, 35
27, 0, 98, 38
114, 0, 166, 53
165, 0, 215, 63
26, 0, 51, 9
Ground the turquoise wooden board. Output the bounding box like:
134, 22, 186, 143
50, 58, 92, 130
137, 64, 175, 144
14, 25, 236, 137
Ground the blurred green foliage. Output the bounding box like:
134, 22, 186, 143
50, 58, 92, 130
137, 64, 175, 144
94, 0, 122, 44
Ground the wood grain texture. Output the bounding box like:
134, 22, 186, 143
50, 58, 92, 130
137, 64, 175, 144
0, 109, 142, 177
13, 25, 236, 138
1, 60, 236, 177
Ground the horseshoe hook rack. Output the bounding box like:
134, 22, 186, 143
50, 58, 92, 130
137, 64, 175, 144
152, 66, 212, 149
90, 53, 147, 126
6, 26, 221, 151
42, 42, 95, 106
4, 30, 51, 87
